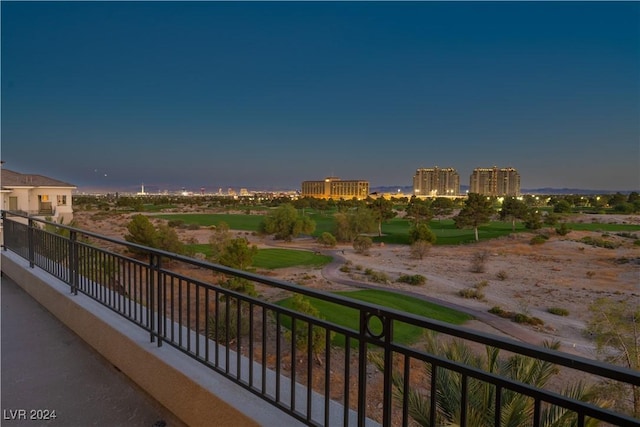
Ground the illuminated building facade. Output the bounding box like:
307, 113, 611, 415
470, 167, 520, 196
413, 167, 460, 197
301, 177, 369, 200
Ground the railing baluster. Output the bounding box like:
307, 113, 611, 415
402, 355, 410, 427
291, 316, 297, 412
2, 211, 640, 427
494, 385, 502, 427
344, 336, 351, 427
461, 374, 468, 427
430, 363, 437, 427
306, 321, 313, 423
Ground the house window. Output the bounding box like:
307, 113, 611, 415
57, 195, 67, 206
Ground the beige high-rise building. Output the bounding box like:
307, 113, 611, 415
413, 167, 460, 197
301, 177, 369, 200
469, 167, 520, 196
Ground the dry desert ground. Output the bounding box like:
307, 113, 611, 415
74, 210, 640, 360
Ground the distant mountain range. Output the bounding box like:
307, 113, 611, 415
370, 185, 637, 196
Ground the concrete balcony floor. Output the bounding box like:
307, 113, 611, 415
1, 275, 186, 427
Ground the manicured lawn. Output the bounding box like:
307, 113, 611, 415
565, 222, 640, 232
276, 289, 473, 347
162, 213, 639, 247
185, 245, 332, 269
374, 219, 527, 245
154, 213, 264, 230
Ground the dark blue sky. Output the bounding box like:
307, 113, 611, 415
2, 2, 639, 192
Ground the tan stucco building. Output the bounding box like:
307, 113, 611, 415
1, 168, 76, 223
301, 177, 369, 200
469, 167, 520, 197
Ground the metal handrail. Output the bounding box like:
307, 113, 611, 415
2, 210, 638, 427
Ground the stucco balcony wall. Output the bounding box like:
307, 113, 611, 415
1, 251, 304, 427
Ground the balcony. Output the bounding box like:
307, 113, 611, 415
1, 211, 639, 427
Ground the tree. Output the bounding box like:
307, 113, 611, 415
261, 203, 315, 242
208, 221, 232, 262
410, 240, 432, 260
334, 207, 376, 242
553, 199, 572, 214
124, 214, 158, 250
316, 232, 337, 248
608, 192, 627, 207
371, 333, 606, 427
406, 197, 433, 226
409, 223, 437, 244
432, 197, 454, 222
499, 197, 529, 231
218, 237, 258, 270
454, 194, 494, 241
586, 297, 640, 417
524, 210, 543, 230
369, 197, 397, 236
155, 223, 185, 254
353, 235, 373, 255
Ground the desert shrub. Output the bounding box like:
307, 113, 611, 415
470, 250, 489, 273
458, 288, 484, 300
353, 235, 373, 255
616, 232, 638, 239
167, 219, 184, 228
514, 313, 544, 326
496, 270, 508, 281
339, 265, 351, 273
365, 269, 390, 284
187, 223, 200, 230
397, 274, 427, 286
208, 300, 251, 344
410, 240, 432, 260
580, 236, 620, 249
555, 223, 571, 236
634, 240, 640, 246
488, 306, 514, 318
474, 280, 489, 289
547, 307, 569, 316
586, 270, 596, 279
530, 235, 548, 245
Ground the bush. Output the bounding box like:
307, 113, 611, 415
530, 235, 548, 245
580, 236, 620, 249
410, 240, 432, 260
514, 313, 544, 326
208, 300, 251, 344
317, 232, 337, 248
458, 288, 484, 300
496, 270, 508, 281
397, 274, 427, 286
555, 223, 571, 236
353, 235, 373, 255
364, 269, 390, 284
167, 219, 184, 227
547, 307, 569, 316
470, 250, 489, 273
488, 306, 514, 318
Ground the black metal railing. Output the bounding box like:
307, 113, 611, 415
2, 211, 639, 427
